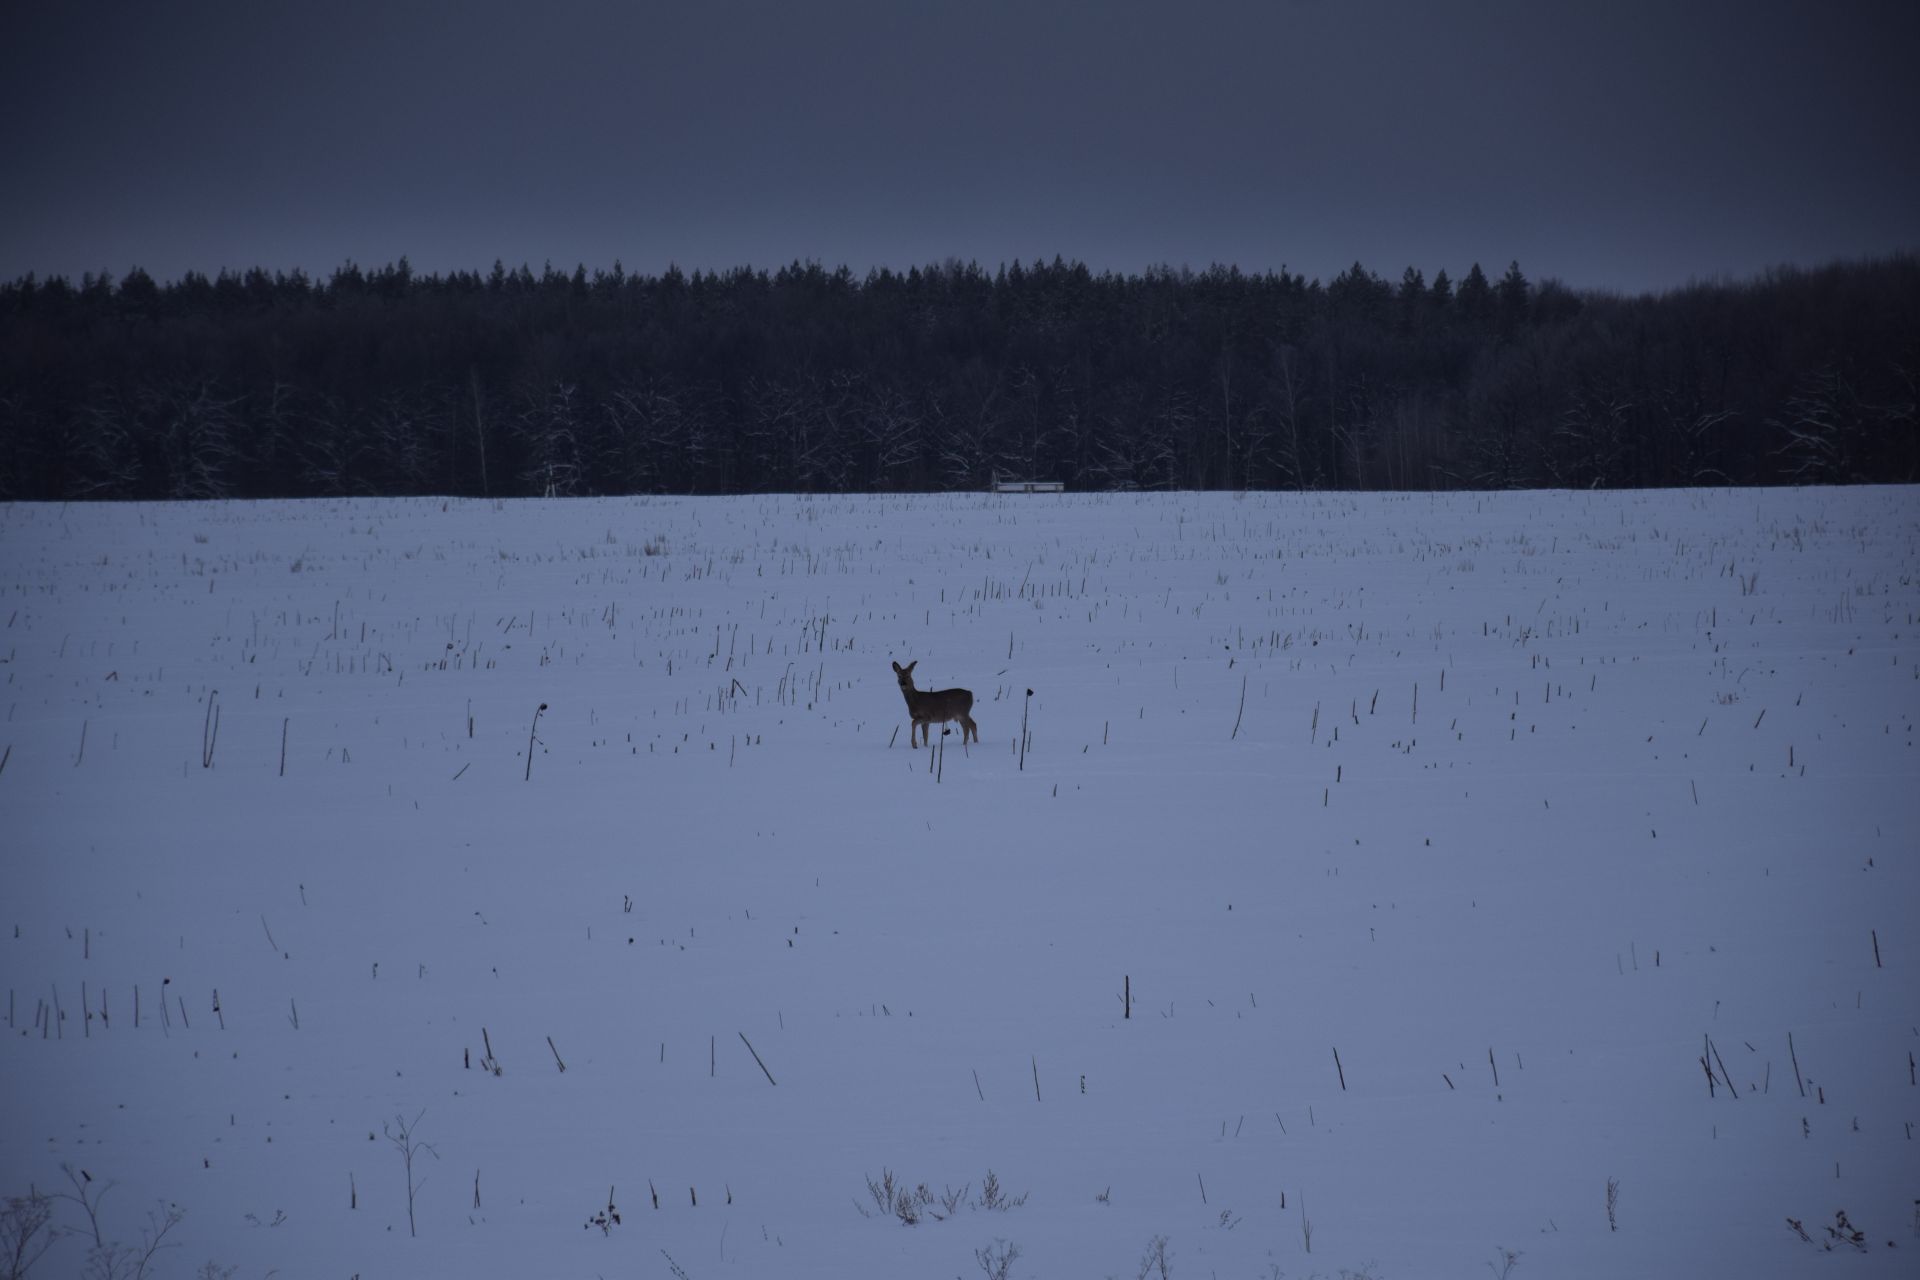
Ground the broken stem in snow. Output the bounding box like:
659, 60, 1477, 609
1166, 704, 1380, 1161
524, 702, 548, 781
739, 1031, 776, 1085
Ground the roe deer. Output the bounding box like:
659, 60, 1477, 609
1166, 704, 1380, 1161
892, 660, 978, 747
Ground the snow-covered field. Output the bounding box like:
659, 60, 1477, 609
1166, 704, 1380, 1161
3, 488, 1916, 1280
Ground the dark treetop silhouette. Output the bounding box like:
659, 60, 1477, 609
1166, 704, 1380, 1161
1, 254, 1914, 500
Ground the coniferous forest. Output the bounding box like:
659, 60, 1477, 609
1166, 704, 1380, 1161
1, 254, 1914, 500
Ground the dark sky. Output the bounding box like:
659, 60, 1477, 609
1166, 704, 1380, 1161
4, 0, 1915, 294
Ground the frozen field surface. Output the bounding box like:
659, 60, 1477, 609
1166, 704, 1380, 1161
2, 487, 1917, 1279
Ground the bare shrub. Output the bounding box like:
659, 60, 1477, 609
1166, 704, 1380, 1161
975, 1238, 1020, 1280
0, 1190, 58, 1280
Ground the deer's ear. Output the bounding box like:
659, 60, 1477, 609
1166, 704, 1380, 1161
903, 661, 916, 674
891, 661, 903, 674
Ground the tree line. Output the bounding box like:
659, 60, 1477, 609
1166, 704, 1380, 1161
0, 252, 1914, 500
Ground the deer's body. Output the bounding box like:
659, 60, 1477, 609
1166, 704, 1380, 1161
893, 660, 978, 747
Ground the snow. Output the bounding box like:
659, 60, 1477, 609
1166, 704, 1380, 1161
2, 487, 1916, 1279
